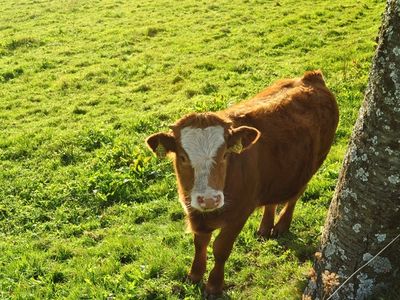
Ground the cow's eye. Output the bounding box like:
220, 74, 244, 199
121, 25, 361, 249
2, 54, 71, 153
179, 155, 187, 163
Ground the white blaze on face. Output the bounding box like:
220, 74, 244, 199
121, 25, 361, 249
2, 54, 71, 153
180, 126, 225, 211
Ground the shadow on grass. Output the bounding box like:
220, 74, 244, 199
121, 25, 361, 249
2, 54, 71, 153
275, 231, 317, 294
261, 231, 317, 296
275, 231, 318, 262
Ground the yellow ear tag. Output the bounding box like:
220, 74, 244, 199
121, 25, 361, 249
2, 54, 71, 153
230, 138, 243, 154
155, 144, 167, 158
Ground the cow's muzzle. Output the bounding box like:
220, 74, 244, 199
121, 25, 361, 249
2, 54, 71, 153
191, 191, 224, 212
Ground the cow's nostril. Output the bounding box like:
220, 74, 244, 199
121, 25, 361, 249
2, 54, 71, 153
197, 196, 205, 203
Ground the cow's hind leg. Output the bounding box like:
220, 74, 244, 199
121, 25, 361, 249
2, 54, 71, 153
257, 204, 277, 238
271, 185, 307, 237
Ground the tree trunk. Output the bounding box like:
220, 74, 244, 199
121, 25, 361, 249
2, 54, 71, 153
303, 1, 400, 299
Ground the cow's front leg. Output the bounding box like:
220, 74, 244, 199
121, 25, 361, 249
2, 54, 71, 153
189, 232, 212, 283
206, 223, 245, 296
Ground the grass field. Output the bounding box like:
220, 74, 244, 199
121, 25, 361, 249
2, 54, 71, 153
0, 0, 385, 299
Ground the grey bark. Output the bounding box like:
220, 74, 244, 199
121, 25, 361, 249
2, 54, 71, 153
303, 1, 400, 299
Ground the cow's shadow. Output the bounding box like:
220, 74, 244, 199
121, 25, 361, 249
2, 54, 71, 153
273, 231, 319, 262
273, 231, 317, 292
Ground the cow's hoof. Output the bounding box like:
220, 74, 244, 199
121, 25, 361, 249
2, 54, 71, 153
204, 284, 223, 299
203, 290, 223, 300
256, 228, 272, 240
271, 224, 290, 238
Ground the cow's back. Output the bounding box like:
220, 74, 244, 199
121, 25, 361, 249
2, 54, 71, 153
223, 71, 339, 205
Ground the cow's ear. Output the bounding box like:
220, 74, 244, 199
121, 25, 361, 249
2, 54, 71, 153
228, 126, 260, 154
146, 132, 176, 158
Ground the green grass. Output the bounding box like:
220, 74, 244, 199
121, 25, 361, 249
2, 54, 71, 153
0, 0, 384, 298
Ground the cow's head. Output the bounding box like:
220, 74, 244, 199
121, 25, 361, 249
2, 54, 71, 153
146, 113, 260, 213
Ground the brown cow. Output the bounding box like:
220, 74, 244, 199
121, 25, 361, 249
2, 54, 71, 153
146, 70, 339, 297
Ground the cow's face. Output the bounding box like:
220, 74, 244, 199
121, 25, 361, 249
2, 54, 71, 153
146, 114, 260, 213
